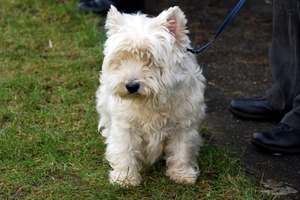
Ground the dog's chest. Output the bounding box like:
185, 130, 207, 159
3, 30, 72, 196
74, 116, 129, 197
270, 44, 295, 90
130, 112, 172, 164
132, 110, 175, 133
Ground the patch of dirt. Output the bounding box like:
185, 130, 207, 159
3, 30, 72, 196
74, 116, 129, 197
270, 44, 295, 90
145, 0, 300, 199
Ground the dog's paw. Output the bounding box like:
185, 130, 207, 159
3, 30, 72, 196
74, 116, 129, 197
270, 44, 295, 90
166, 166, 198, 184
109, 170, 142, 187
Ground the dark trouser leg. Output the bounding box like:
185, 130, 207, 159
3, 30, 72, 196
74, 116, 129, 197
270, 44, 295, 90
265, 0, 300, 130
282, 95, 300, 130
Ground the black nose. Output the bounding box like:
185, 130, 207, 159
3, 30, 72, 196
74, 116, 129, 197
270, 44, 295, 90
126, 82, 140, 93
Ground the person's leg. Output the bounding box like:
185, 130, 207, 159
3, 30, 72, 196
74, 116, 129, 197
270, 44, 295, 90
265, 0, 300, 119
281, 95, 300, 131
279, 0, 300, 130
243, 0, 300, 153
229, 0, 300, 123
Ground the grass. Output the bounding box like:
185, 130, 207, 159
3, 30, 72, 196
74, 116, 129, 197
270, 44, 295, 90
0, 0, 271, 199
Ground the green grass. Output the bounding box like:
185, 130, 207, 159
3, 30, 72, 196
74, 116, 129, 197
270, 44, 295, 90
0, 0, 271, 199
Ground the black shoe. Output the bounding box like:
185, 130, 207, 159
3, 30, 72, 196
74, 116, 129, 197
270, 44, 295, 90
229, 98, 283, 120
77, 0, 112, 14
251, 123, 300, 153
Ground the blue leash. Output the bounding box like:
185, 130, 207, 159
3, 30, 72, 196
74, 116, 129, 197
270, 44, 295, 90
187, 0, 246, 54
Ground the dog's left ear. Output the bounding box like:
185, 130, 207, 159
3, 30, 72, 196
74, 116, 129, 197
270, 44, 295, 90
157, 6, 188, 39
105, 5, 125, 37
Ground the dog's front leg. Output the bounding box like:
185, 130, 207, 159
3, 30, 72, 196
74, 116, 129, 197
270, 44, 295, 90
104, 125, 142, 187
165, 128, 202, 184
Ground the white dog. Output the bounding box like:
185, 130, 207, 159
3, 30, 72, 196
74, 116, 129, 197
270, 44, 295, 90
96, 5, 206, 186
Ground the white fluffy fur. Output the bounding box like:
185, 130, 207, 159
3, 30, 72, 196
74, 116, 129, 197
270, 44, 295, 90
96, 6, 206, 186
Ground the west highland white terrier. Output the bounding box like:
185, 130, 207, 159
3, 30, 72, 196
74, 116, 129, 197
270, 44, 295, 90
96, 5, 206, 186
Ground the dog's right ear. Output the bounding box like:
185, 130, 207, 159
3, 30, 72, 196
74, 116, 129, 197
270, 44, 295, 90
156, 6, 189, 46
105, 5, 124, 36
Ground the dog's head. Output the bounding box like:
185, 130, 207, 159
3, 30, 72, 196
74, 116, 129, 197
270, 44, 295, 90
101, 6, 194, 104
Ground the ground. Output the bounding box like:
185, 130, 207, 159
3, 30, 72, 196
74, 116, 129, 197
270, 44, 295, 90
145, 0, 300, 199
